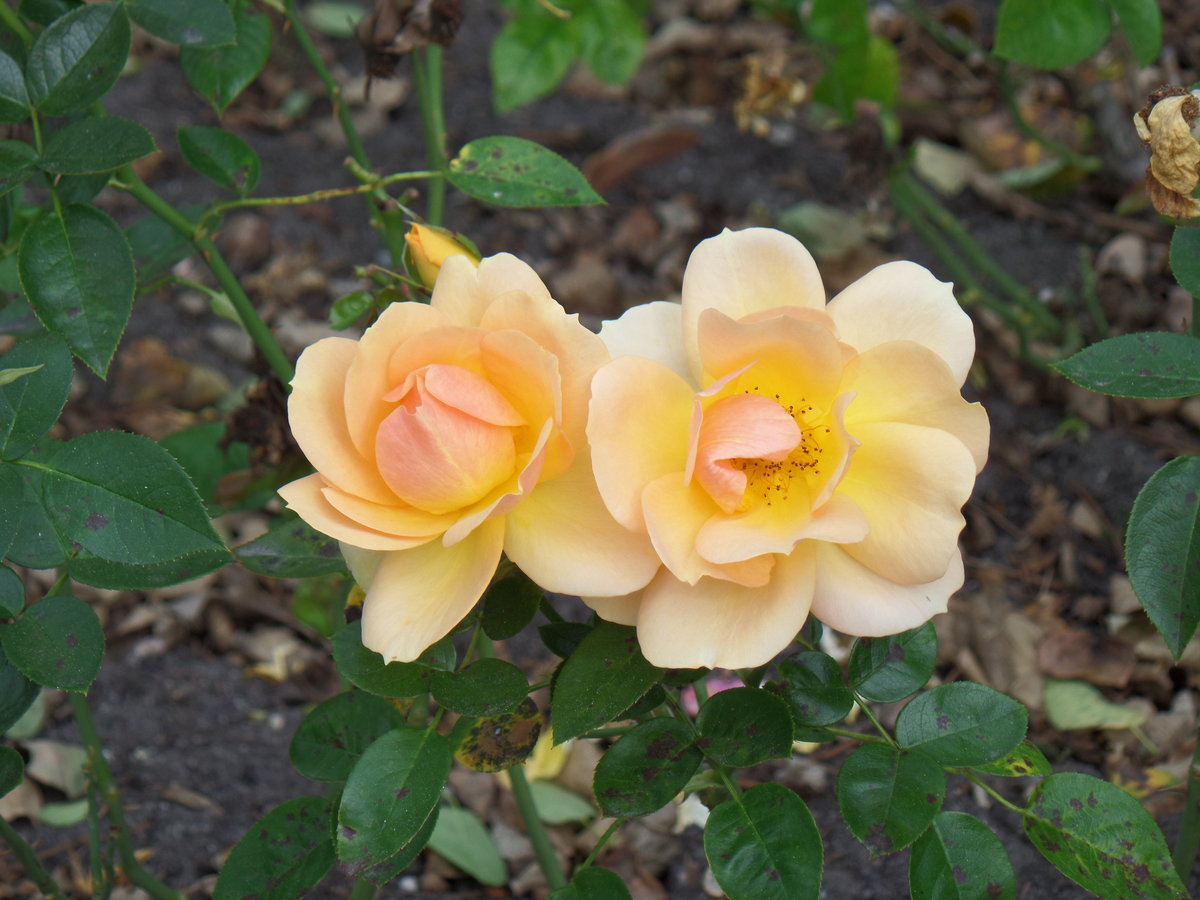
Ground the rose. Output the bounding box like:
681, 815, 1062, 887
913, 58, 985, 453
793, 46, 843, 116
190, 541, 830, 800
280, 253, 658, 662
404, 223, 480, 289
585, 228, 989, 669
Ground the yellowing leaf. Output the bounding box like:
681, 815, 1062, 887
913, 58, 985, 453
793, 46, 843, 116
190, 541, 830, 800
1043, 678, 1147, 731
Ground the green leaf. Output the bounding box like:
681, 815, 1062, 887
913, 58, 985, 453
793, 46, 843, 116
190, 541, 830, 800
356, 805, 438, 885
1053, 333, 1200, 399
0, 333, 71, 461
452, 696, 543, 772
180, 4, 271, 116
896, 683, 1028, 767
576, 0, 645, 85
4, 445, 71, 569
18, 0, 84, 28
25, 2, 131, 116
127, 0, 236, 47
1024, 773, 1186, 899
177, 125, 260, 195
0, 745, 23, 797
329, 290, 373, 330
0, 51, 29, 123
1126, 456, 1200, 659
528, 780, 594, 823
1172, 226, 1200, 298
66, 547, 231, 590
993, 0, 1111, 68
212, 796, 335, 900
18, 204, 135, 377
0, 565, 25, 617
489, 8, 577, 114
1043, 678, 1148, 730
972, 740, 1052, 778
848, 622, 937, 703
1107, 0, 1162, 66
550, 620, 662, 743
1, 593, 103, 691
289, 690, 407, 783
337, 727, 451, 875
447, 136, 603, 208
775, 650, 854, 726
548, 867, 633, 900
593, 718, 702, 818
0, 643, 39, 732
427, 806, 507, 886
481, 567, 543, 641
158, 420, 245, 507
0, 464, 18, 560
430, 657, 528, 717
837, 743, 945, 857
695, 687, 793, 767
236, 515, 344, 578
910, 811, 1016, 900
807, 0, 867, 48
704, 783, 822, 900
39, 430, 227, 565
41, 116, 156, 175
0, 140, 37, 200
331, 620, 446, 698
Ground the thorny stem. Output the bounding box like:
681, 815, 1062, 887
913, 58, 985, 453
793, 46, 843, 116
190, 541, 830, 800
69, 693, 183, 900
1172, 725, 1200, 883
411, 45, 448, 226
114, 165, 294, 385
0, 817, 65, 898
282, 0, 409, 268
508, 766, 568, 890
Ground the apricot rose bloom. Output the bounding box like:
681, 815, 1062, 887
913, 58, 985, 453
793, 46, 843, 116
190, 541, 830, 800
280, 254, 658, 662
585, 228, 989, 669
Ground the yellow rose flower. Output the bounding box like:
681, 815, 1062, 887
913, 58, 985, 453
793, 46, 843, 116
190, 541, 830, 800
584, 228, 989, 669
280, 253, 658, 662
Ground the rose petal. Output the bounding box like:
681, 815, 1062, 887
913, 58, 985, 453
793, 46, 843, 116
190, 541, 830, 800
633, 545, 816, 668
682, 228, 826, 380
322, 484, 456, 539
826, 261, 975, 386
504, 450, 661, 596
343, 301, 448, 461
695, 490, 868, 564
290, 338, 396, 504
692, 393, 800, 513
360, 517, 506, 662
580, 590, 644, 626
836, 421, 976, 584
589, 356, 694, 532
279, 474, 432, 551
642, 473, 773, 587
810, 543, 962, 636
599, 300, 690, 379
844, 341, 989, 472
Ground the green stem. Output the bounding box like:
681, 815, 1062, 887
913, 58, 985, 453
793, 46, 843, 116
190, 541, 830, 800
412, 46, 448, 226
509, 766, 568, 890
0, 816, 65, 898
197, 170, 440, 235
578, 819, 624, 870
282, 0, 408, 267
998, 62, 1101, 173
69, 693, 183, 900
539, 596, 565, 624
958, 770, 1028, 817
1077, 245, 1108, 336
115, 166, 294, 385
853, 695, 899, 748
347, 878, 378, 900
1173, 722, 1200, 883
825, 726, 889, 745
0, 2, 33, 45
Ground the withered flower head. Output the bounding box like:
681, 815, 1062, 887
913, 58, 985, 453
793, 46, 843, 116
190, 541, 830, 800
1134, 85, 1200, 219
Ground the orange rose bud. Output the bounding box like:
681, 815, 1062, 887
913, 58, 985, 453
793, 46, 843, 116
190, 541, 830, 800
405, 223, 480, 289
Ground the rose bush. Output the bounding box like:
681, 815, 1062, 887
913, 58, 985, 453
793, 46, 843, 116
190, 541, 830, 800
585, 228, 989, 669
280, 253, 657, 661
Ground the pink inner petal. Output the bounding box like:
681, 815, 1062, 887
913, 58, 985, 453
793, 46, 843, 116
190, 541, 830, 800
694, 394, 800, 513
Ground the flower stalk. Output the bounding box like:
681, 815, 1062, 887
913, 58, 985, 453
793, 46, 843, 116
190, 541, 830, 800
508, 765, 568, 890
411, 45, 448, 226
0, 817, 65, 899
